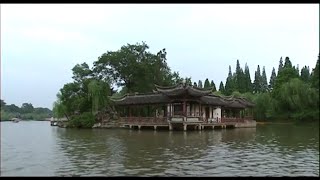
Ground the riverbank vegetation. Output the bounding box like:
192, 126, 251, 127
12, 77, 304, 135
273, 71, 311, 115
0, 101, 52, 121
52, 42, 319, 128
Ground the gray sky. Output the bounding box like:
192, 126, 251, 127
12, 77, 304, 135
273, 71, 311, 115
1, 4, 319, 109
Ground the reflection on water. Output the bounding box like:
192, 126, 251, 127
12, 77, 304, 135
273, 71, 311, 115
1, 121, 319, 176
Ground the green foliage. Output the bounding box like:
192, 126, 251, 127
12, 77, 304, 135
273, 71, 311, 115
219, 81, 225, 94
193, 82, 197, 87
21, 103, 34, 114
213, 91, 224, 96
234, 60, 246, 93
210, 80, 216, 92
231, 91, 242, 98
300, 65, 310, 83
0, 100, 52, 121
261, 66, 268, 92
72, 62, 92, 83
52, 98, 67, 119
198, 80, 203, 88
225, 65, 235, 95
311, 54, 319, 89
273, 61, 299, 93
93, 42, 177, 93
244, 63, 253, 93
253, 65, 261, 93
269, 67, 276, 90
252, 92, 273, 121
69, 112, 96, 128
1, 109, 15, 121
4, 104, 20, 113
88, 79, 111, 114
204, 78, 210, 89
223, 55, 319, 122
1, 99, 6, 108
278, 57, 284, 75
184, 77, 192, 86
284, 57, 292, 69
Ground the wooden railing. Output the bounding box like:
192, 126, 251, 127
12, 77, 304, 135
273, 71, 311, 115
120, 116, 250, 125
170, 111, 201, 117
120, 117, 168, 125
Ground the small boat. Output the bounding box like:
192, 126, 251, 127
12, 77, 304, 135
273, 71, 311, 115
11, 118, 21, 123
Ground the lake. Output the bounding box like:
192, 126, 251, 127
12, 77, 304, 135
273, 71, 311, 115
0, 121, 319, 176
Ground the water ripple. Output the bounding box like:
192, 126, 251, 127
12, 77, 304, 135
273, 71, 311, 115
1, 121, 319, 176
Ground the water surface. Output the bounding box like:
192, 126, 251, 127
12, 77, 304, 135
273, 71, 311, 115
1, 121, 319, 176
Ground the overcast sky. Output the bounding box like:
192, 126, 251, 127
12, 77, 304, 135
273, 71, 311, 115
1, 4, 319, 109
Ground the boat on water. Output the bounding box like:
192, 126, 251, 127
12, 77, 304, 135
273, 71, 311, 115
11, 118, 21, 123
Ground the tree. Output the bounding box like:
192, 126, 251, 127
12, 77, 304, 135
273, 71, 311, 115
235, 60, 245, 93
52, 98, 67, 119
311, 54, 319, 89
300, 65, 310, 83
269, 67, 276, 90
278, 57, 284, 75
275, 78, 319, 120
193, 82, 198, 87
198, 80, 203, 88
184, 77, 192, 86
204, 78, 210, 89
4, 104, 20, 113
88, 79, 111, 115
210, 80, 216, 92
93, 42, 174, 93
253, 65, 261, 93
273, 57, 299, 92
225, 65, 235, 95
219, 81, 225, 94
1, 99, 6, 108
261, 66, 268, 92
244, 63, 253, 93
284, 57, 293, 69
295, 64, 300, 77
171, 71, 184, 85
21, 103, 34, 114
72, 62, 93, 83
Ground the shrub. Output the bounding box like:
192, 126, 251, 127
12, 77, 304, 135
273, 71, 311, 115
69, 112, 96, 128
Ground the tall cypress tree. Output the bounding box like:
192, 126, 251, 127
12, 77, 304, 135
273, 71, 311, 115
244, 63, 252, 93
311, 54, 319, 89
198, 80, 203, 88
219, 81, 225, 94
278, 57, 284, 75
204, 78, 210, 89
253, 65, 261, 93
269, 67, 276, 90
210, 80, 216, 92
300, 65, 310, 83
261, 66, 268, 92
235, 60, 245, 93
225, 65, 235, 95
284, 57, 292, 69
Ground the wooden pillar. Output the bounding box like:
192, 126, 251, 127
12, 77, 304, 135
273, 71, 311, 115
169, 123, 173, 131
183, 124, 187, 131
199, 102, 202, 120
147, 105, 150, 117
154, 126, 157, 130
183, 100, 186, 117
